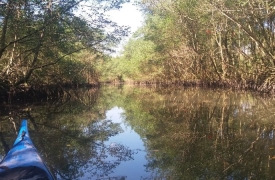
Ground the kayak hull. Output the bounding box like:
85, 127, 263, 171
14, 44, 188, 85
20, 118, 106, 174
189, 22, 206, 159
0, 120, 54, 180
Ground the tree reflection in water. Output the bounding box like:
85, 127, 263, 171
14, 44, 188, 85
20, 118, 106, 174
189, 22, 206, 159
2, 86, 275, 179
121, 87, 275, 179
78, 120, 138, 179
0, 89, 138, 180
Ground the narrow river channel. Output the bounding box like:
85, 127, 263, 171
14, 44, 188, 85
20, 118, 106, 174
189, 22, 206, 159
1, 85, 275, 179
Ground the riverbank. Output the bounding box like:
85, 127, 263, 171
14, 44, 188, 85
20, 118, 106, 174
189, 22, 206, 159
0, 83, 100, 104
1, 79, 274, 105
103, 79, 261, 91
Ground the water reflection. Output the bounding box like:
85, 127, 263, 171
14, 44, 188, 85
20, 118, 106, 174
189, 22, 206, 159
0, 89, 139, 179
120, 87, 275, 179
1, 87, 275, 179
98, 107, 151, 179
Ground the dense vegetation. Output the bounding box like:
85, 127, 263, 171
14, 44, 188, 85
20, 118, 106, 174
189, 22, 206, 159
0, 0, 129, 98
1, 0, 275, 100
104, 0, 275, 93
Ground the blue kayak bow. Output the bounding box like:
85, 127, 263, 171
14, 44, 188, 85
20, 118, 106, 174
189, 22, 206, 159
0, 120, 55, 180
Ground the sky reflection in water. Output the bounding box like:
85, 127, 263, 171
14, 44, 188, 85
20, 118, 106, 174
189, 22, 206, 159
4, 87, 275, 179
83, 106, 150, 180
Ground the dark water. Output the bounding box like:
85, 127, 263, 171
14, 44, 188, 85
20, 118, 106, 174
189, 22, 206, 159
1, 86, 275, 179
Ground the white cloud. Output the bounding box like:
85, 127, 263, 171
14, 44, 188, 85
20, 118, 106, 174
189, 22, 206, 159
107, 2, 144, 34
106, 2, 144, 56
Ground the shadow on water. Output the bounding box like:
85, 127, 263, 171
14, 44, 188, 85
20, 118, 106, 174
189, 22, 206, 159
1, 86, 275, 179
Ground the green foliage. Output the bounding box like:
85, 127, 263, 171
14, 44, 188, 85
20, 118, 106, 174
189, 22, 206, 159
98, 36, 159, 82
0, 0, 129, 88
101, 0, 275, 92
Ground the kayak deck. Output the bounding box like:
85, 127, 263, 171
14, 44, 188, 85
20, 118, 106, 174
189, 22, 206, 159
0, 120, 55, 180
